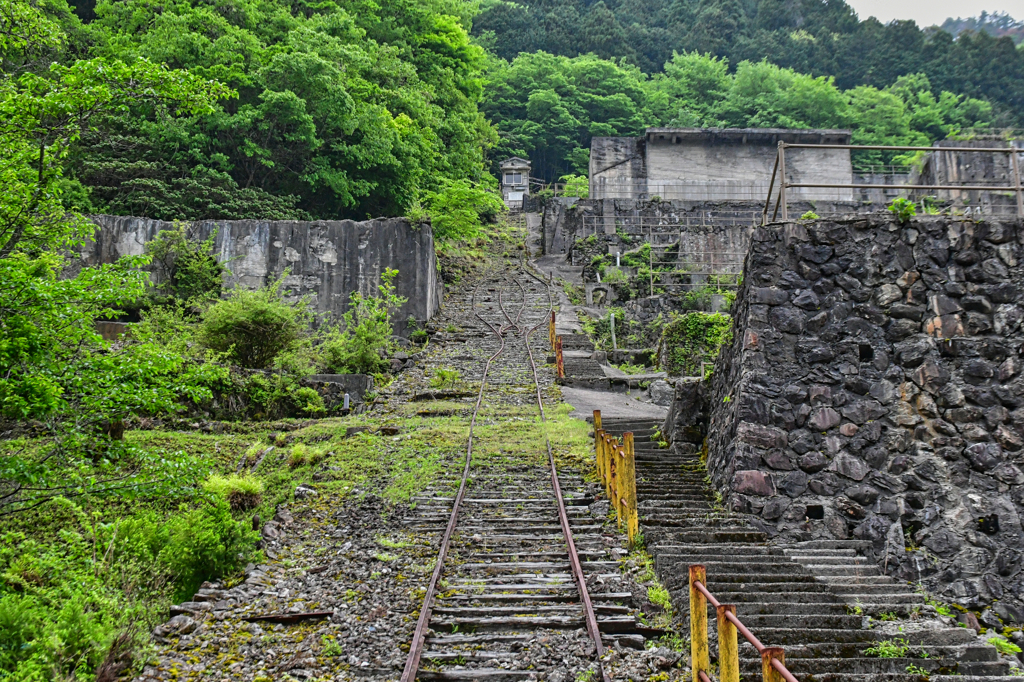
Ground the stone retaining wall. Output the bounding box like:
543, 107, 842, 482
704, 215, 1024, 623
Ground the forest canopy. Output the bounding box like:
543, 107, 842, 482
13, 0, 1023, 207
60, 0, 498, 221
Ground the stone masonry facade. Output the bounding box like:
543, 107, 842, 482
703, 215, 1024, 625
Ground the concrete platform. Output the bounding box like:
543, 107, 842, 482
560, 386, 668, 421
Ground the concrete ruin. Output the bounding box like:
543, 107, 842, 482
590, 128, 854, 202
82, 215, 443, 333
670, 215, 1024, 624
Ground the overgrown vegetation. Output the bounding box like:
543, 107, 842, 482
200, 276, 310, 370
659, 312, 734, 377
319, 269, 406, 375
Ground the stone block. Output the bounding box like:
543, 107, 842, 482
808, 406, 841, 431
830, 452, 870, 481
735, 422, 788, 449
732, 470, 775, 497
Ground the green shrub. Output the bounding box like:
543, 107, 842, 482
243, 373, 325, 418
203, 474, 264, 511
145, 223, 224, 303
659, 312, 733, 376
418, 179, 506, 242
601, 268, 628, 283
158, 499, 259, 602
888, 197, 917, 223
800, 211, 820, 220
200, 277, 308, 369
559, 174, 589, 198
319, 269, 406, 375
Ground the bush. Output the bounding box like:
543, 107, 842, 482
145, 223, 224, 303
319, 269, 406, 375
559, 174, 589, 198
418, 179, 506, 242
203, 474, 264, 511
158, 499, 258, 602
243, 373, 325, 418
200, 277, 309, 369
659, 312, 733, 376
0, 495, 257, 679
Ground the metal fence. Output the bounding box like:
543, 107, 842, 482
763, 142, 1024, 223
580, 212, 762, 243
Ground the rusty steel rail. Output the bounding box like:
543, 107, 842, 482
401, 266, 607, 681
689, 565, 799, 682
519, 268, 608, 682
399, 275, 510, 682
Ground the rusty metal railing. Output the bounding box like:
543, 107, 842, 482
689, 565, 799, 682
763, 142, 1024, 224
592, 410, 639, 546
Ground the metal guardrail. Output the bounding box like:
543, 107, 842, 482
592, 410, 640, 546
763, 142, 1024, 223
690, 564, 800, 682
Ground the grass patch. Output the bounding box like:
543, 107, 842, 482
203, 474, 265, 511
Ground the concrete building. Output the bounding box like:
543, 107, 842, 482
589, 128, 854, 203
499, 157, 531, 207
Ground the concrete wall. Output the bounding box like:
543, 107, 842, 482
82, 215, 442, 333
702, 215, 1024, 624
915, 140, 1024, 216
645, 139, 853, 202
590, 137, 646, 200
591, 129, 854, 202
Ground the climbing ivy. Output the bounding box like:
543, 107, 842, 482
659, 312, 733, 377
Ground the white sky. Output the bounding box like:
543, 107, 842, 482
843, 0, 1021, 27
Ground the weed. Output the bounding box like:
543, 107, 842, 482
374, 553, 398, 562
879, 611, 899, 621
905, 663, 929, 675
800, 211, 820, 220
430, 368, 461, 390
377, 536, 414, 549
864, 638, 910, 658
320, 635, 343, 657
648, 585, 671, 609
989, 636, 1023, 656
888, 197, 917, 223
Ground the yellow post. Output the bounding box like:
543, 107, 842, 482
610, 440, 618, 524
622, 432, 638, 545
609, 440, 621, 524
602, 434, 614, 499
717, 604, 739, 682
762, 647, 786, 682
595, 428, 606, 488
593, 410, 602, 431
549, 311, 556, 350
555, 336, 565, 379
689, 565, 709, 682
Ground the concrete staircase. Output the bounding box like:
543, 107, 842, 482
598, 416, 1018, 681
557, 334, 607, 379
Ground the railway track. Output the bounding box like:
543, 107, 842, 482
399, 266, 617, 681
